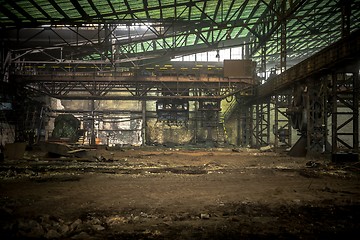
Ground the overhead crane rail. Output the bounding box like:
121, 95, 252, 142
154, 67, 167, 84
252, 29, 360, 103
13, 61, 254, 84
11, 61, 257, 100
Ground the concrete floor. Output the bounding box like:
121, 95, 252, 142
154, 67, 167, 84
0, 146, 359, 239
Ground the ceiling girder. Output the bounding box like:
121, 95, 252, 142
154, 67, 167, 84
5, 0, 37, 24
0, 5, 20, 24
86, 0, 102, 19
28, 0, 51, 19
250, 0, 308, 57
1, 0, 359, 71
106, 0, 118, 19
47, 0, 70, 19
70, 0, 89, 19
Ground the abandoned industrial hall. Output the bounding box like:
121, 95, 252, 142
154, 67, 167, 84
0, 0, 359, 239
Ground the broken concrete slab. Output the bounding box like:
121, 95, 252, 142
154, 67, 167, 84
40, 142, 94, 158
259, 145, 274, 152
40, 142, 71, 157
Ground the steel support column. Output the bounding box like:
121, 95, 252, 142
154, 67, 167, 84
254, 101, 270, 147
331, 71, 359, 154
306, 79, 328, 156
240, 105, 253, 147
274, 95, 292, 148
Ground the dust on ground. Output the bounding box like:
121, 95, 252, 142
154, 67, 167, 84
0, 146, 359, 239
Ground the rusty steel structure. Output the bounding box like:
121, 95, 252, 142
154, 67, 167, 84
247, 29, 360, 157
11, 62, 255, 100
1, 0, 359, 157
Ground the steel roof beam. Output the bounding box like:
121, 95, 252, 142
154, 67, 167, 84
157, 0, 163, 19
250, 0, 307, 57
0, 5, 20, 25
5, 0, 37, 25
214, 0, 222, 21
229, 0, 250, 38
124, 0, 135, 19
28, 0, 51, 20
47, 0, 70, 19
99, 0, 206, 19
194, 1, 208, 44
143, 0, 150, 19
106, 0, 118, 19
70, 0, 89, 19
86, 0, 102, 19
224, 0, 236, 21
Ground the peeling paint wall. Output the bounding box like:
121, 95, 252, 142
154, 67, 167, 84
48, 97, 359, 148
97, 114, 143, 146
224, 113, 239, 146
146, 119, 194, 145
49, 98, 143, 146
145, 100, 218, 145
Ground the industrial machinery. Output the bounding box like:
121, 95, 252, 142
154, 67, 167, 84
287, 83, 329, 157
156, 99, 189, 126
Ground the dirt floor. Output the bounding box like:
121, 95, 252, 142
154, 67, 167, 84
0, 146, 359, 239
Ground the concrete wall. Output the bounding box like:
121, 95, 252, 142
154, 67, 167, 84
49, 99, 143, 146
146, 120, 194, 145
48, 98, 359, 149
145, 101, 220, 145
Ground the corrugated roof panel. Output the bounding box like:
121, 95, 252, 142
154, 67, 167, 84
76, 0, 97, 17
35, 1, 64, 19
2, 3, 24, 20
175, 6, 188, 18
147, 9, 159, 19
224, 1, 243, 21
162, 7, 175, 19
0, 0, 358, 66
91, 0, 115, 16
127, 0, 143, 10
16, 2, 45, 19
204, 1, 217, 19
56, 0, 81, 18
186, 35, 195, 45
109, 0, 123, 13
